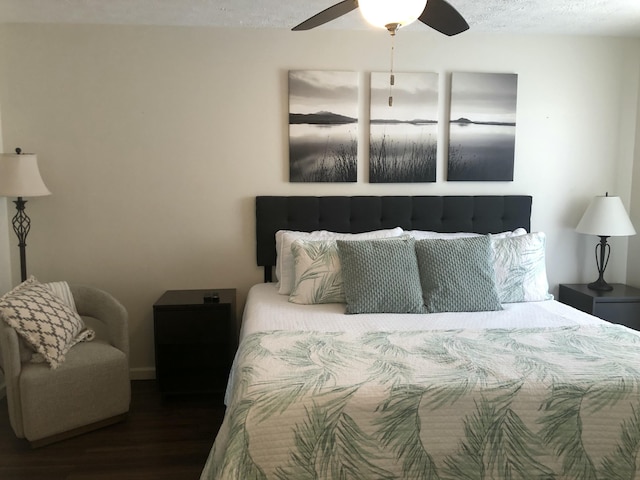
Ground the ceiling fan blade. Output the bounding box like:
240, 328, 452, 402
419, 0, 469, 36
292, 0, 358, 31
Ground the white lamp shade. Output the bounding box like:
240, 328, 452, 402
576, 195, 636, 237
0, 153, 51, 197
359, 0, 427, 29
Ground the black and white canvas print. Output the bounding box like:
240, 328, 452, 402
370, 72, 438, 183
448, 72, 518, 181
289, 71, 358, 182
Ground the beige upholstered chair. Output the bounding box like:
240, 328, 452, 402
0, 284, 130, 447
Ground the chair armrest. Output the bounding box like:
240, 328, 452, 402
0, 319, 26, 437
69, 285, 129, 358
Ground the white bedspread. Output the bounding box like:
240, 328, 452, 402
224, 283, 605, 406
201, 284, 640, 480
241, 283, 603, 336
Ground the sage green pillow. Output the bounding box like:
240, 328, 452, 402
415, 236, 503, 313
336, 237, 425, 314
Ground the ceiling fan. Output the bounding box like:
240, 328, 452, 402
292, 0, 469, 36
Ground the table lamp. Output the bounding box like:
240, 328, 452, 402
576, 193, 636, 291
0, 148, 51, 282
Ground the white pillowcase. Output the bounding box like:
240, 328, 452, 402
407, 228, 527, 240
276, 227, 404, 295
490, 232, 553, 303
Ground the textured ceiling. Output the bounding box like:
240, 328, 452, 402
0, 0, 639, 37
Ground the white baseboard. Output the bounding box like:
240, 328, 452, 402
129, 367, 156, 380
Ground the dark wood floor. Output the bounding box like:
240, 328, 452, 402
0, 380, 226, 480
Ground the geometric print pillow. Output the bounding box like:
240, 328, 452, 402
44, 280, 80, 315
0, 276, 94, 368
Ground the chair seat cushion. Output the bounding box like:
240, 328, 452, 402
19, 339, 130, 441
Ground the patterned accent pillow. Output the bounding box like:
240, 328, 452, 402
44, 281, 79, 315
0, 276, 94, 368
276, 227, 404, 295
289, 239, 345, 305
490, 232, 553, 302
337, 237, 425, 314
415, 236, 503, 313
13, 281, 80, 363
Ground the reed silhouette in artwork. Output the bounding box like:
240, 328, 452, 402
297, 137, 357, 182
370, 133, 436, 183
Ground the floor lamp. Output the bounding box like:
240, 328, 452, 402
0, 148, 51, 282
576, 193, 636, 291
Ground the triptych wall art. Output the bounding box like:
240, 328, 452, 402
288, 71, 358, 183
448, 72, 518, 181
288, 70, 518, 183
370, 72, 438, 183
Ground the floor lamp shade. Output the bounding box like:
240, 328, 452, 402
576, 194, 635, 291
0, 152, 51, 197
0, 150, 51, 282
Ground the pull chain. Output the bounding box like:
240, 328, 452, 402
389, 31, 395, 107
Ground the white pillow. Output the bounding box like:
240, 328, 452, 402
276, 227, 404, 295
407, 228, 527, 240
289, 239, 345, 305
490, 232, 553, 303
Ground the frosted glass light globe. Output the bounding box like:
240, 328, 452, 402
358, 0, 427, 29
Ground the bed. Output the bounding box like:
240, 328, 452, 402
200, 195, 640, 480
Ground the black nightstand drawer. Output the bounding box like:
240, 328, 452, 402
559, 283, 640, 331
153, 289, 236, 397
155, 344, 229, 371
154, 307, 230, 344
594, 303, 640, 328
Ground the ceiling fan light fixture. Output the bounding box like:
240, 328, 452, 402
358, 0, 427, 30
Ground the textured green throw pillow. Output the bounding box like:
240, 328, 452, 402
336, 237, 425, 314
415, 236, 503, 313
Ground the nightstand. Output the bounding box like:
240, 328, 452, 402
558, 283, 640, 330
153, 289, 237, 397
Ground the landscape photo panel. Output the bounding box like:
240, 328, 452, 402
370, 72, 438, 183
289, 71, 358, 182
448, 72, 518, 181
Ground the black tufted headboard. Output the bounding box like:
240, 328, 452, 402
256, 195, 532, 282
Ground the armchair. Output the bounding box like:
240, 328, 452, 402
0, 284, 131, 447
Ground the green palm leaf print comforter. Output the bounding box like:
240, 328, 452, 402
201, 324, 640, 479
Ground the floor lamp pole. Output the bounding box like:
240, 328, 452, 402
11, 196, 30, 282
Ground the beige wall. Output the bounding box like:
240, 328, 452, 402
0, 108, 9, 294
0, 112, 8, 391
626, 50, 640, 287
0, 24, 638, 377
